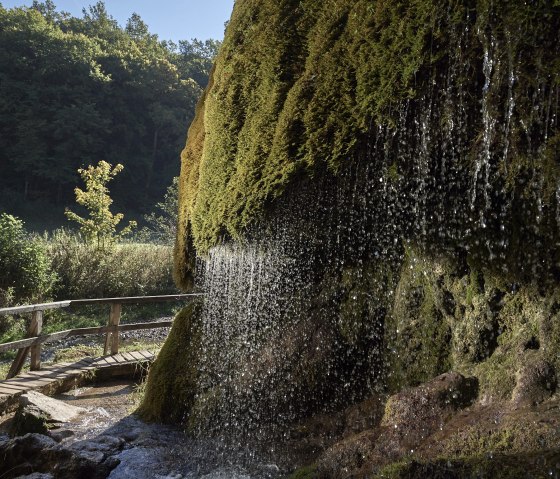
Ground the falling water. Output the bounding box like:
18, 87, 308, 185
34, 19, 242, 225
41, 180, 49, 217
185, 5, 560, 452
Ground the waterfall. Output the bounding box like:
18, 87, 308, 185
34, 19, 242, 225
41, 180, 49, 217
184, 3, 560, 438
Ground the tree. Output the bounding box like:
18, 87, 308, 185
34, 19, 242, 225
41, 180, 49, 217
0, 2, 216, 227
65, 161, 136, 249
137, 176, 179, 244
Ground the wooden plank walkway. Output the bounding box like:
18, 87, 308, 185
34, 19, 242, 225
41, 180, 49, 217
0, 350, 155, 414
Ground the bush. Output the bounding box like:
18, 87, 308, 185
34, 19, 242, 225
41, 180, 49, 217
44, 229, 177, 299
0, 213, 54, 306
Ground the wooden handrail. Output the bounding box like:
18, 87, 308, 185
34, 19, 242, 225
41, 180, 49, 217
0, 294, 203, 315
0, 301, 72, 316
0, 320, 174, 353
0, 293, 203, 379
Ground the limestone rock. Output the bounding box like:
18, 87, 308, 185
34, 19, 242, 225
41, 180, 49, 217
20, 391, 86, 423
381, 372, 479, 429
512, 358, 557, 406
317, 372, 479, 477
343, 394, 384, 438
10, 392, 86, 437
10, 405, 50, 436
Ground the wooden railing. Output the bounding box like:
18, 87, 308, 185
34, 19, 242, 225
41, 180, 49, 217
0, 294, 203, 379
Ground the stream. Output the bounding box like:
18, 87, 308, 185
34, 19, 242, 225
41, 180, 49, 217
53, 381, 283, 479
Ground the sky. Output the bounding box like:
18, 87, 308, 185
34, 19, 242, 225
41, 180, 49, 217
1, 0, 235, 42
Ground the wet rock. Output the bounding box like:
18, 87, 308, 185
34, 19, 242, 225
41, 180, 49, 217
317, 373, 479, 477
15, 474, 54, 479
0, 433, 119, 479
512, 357, 557, 406
317, 429, 381, 479
382, 372, 479, 430
69, 434, 125, 460
343, 394, 384, 437
49, 429, 75, 443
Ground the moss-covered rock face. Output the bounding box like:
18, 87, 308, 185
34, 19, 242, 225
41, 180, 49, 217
177, 0, 560, 264
143, 0, 560, 474
138, 300, 203, 424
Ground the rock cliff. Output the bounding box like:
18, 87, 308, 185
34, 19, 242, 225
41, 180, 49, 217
141, 1, 560, 476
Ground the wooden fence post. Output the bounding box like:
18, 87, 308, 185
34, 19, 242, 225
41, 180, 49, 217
7, 309, 43, 378
30, 310, 43, 371
103, 303, 121, 355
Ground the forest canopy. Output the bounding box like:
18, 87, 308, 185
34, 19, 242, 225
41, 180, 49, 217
0, 0, 220, 230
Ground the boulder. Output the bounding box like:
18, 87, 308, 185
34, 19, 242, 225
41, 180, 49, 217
381, 372, 479, 430
20, 391, 86, 423
0, 433, 119, 479
10, 392, 86, 437
317, 372, 479, 477
343, 394, 385, 437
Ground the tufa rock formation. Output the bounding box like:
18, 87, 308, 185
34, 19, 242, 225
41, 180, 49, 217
141, 0, 560, 476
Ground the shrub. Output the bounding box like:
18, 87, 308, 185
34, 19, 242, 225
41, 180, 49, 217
44, 229, 177, 299
0, 213, 54, 306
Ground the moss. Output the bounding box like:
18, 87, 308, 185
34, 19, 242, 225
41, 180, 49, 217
374, 452, 560, 479
137, 300, 203, 423
185, 386, 224, 435
176, 0, 560, 264
10, 406, 50, 436
440, 421, 560, 459
285, 465, 318, 479
384, 248, 452, 391
337, 263, 395, 347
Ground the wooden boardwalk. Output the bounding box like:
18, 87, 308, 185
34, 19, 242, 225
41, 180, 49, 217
0, 350, 155, 414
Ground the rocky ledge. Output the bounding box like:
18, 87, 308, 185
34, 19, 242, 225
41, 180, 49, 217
288, 372, 560, 478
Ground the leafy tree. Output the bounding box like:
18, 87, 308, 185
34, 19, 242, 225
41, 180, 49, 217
137, 177, 179, 244
65, 161, 137, 249
176, 38, 221, 87
0, 2, 220, 228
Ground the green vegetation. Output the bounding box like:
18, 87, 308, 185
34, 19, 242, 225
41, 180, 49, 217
176, 0, 560, 268
138, 300, 203, 423
0, 1, 219, 230
0, 213, 54, 307
286, 465, 318, 479
0, 214, 176, 356
45, 229, 175, 299
65, 161, 136, 249
137, 177, 179, 245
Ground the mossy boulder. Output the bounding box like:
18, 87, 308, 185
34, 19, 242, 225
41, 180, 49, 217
149, 0, 560, 474
137, 300, 203, 424
176, 0, 560, 268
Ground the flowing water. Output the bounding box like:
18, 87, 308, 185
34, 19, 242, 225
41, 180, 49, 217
49, 381, 283, 479
186, 9, 560, 443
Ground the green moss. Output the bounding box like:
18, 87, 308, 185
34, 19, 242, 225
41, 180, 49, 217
10, 406, 50, 436
285, 465, 318, 479
374, 452, 560, 479
137, 300, 203, 423
176, 0, 560, 265
384, 248, 452, 391
440, 421, 560, 458
337, 263, 395, 346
